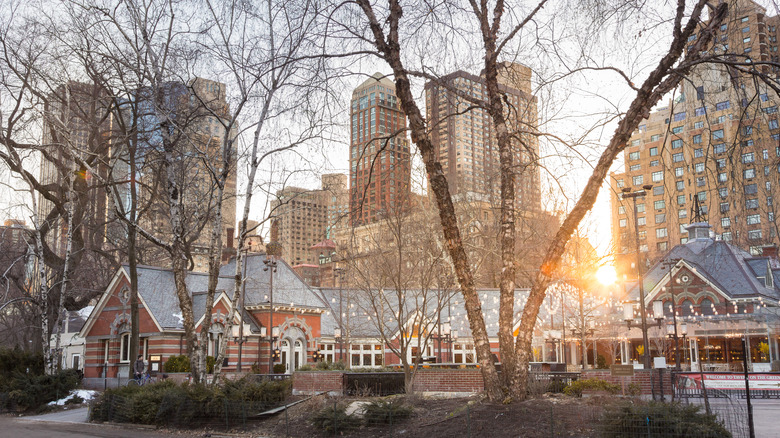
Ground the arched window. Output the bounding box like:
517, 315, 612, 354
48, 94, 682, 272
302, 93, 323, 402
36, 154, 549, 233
700, 298, 715, 315
120, 332, 131, 363
681, 299, 695, 316
209, 323, 224, 356
664, 300, 675, 318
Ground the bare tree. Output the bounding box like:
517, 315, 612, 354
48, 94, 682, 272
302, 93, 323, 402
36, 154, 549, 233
345, 194, 454, 391
339, 0, 729, 400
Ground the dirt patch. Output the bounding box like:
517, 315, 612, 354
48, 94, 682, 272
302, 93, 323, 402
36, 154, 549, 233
251, 393, 611, 437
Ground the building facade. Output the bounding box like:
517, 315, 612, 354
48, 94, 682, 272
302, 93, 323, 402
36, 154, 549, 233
610, 0, 780, 275
424, 62, 541, 215
349, 73, 411, 225
271, 174, 349, 266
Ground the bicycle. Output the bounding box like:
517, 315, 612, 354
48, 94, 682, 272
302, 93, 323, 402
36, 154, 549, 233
126, 373, 155, 387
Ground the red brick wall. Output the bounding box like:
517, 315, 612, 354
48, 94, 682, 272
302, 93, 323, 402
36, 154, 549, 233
292, 371, 344, 395
411, 369, 485, 394
583, 370, 672, 396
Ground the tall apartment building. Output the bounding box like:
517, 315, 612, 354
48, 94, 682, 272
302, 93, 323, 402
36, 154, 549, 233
349, 73, 411, 225
424, 62, 541, 214
610, 0, 780, 275
271, 174, 349, 265
322, 173, 349, 235
38, 81, 115, 257
132, 78, 237, 271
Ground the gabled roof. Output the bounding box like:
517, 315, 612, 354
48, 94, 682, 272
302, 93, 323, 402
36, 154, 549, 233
82, 254, 326, 335
628, 236, 780, 302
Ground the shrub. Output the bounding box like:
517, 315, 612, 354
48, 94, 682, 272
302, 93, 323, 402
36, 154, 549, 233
90, 377, 291, 426
163, 355, 190, 373
600, 401, 731, 438
296, 361, 348, 371
206, 356, 215, 374
1, 369, 80, 411
362, 398, 413, 425
563, 378, 620, 397
273, 364, 286, 374
596, 355, 608, 369
0, 347, 44, 377
626, 382, 642, 396
311, 403, 360, 434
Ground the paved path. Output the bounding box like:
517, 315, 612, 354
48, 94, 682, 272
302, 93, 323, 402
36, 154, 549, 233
4, 407, 181, 437
20, 407, 90, 423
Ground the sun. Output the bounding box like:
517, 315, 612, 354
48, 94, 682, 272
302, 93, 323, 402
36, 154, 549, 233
596, 265, 617, 286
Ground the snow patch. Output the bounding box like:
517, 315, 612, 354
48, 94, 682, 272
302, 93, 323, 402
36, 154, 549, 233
77, 306, 94, 320
48, 389, 98, 406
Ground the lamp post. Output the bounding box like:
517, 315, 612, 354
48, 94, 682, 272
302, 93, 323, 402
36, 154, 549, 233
621, 184, 654, 370
623, 299, 665, 367
667, 322, 688, 367
333, 267, 346, 363
661, 258, 684, 370
431, 322, 454, 363
236, 249, 249, 372
263, 256, 278, 373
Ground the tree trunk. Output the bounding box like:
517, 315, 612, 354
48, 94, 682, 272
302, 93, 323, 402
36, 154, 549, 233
356, 0, 503, 400
514, 0, 728, 399
52, 161, 76, 373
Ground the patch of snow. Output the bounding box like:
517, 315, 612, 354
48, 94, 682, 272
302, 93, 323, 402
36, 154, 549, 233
48, 389, 98, 406
77, 306, 94, 320
173, 312, 183, 325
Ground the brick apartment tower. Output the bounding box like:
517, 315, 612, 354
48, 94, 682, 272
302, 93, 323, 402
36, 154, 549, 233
610, 0, 780, 276
349, 73, 411, 225
270, 174, 349, 266
424, 62, 541, 214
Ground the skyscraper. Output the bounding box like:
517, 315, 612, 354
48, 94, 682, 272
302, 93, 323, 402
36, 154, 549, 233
424, 62, 541, 214
610, 0, 780, 275
349, 73, 411, 225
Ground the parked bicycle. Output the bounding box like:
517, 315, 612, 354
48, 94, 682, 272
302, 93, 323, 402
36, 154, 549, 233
126, 372, 155, 387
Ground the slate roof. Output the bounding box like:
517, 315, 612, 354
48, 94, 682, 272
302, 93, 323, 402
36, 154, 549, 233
315, 287, 565, 339
626, 229, 780, 302
125, 253, 326, 331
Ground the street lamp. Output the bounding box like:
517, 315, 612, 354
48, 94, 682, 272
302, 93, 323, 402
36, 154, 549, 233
334, 328, 344, 362
661, 258, 685, 370
431, 322, 455, 363
333, 267, 346, 363
263, 256, 278, 373
622, 299, 664, 367
621, 184, 654, 370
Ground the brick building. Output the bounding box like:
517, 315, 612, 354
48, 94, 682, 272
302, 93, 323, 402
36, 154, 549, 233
610, 0, 780, 275
349, 73, 411, 225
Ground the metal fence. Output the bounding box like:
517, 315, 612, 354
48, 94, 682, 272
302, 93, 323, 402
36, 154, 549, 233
89, 392, 283, 430
343, 372, 406, 396
297, 397, 740, 437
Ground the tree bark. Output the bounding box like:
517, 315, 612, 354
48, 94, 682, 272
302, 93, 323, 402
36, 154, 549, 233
514, 0, 728, 399
356, 0, 503, 401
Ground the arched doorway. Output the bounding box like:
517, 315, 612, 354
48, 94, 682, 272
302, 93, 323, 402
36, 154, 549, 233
281, 326, 307, 373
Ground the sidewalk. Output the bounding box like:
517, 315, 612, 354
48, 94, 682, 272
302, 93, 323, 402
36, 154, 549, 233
20, 407, 89, 423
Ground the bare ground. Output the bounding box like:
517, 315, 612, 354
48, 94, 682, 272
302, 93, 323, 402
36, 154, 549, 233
252, 393, 608, 438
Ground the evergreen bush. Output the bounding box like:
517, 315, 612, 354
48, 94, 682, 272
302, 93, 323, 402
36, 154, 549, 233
311, 403, 360, 434
362, 398, 413, 424
563, 378, 620, 397
600, 401, 731, 437
163, 355, 190, 373
0, 368, 80, 411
